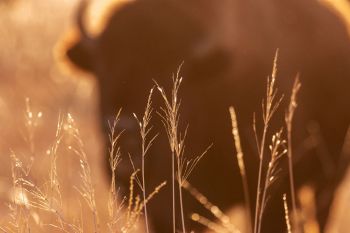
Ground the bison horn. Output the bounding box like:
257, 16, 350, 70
76, 0, 92, 41
65, 0, 95, 72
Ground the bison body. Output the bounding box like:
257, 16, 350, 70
64, 0, 350, 232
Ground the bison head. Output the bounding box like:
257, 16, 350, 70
64, 1, 233, 232
62, 0, 350, 232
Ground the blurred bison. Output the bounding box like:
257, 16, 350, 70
62, 0, 350, 232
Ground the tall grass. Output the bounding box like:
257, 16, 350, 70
67, 113, 100, 233
133, 87, 158, 233
106, 109, 123, 232
257, 129, 287, 233
285, 76, 301, 232
253, 50, 284, 233
229, 106, 252, 233
283, 194, 292, 233
229, 52, 302, 233
156, 68, 211, 233
184, 180, 242, 233
1, 57, 348, 233
0, 101, 166, 233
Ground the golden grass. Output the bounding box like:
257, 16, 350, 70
1, 2, 350, 232
106, 109, 123, 232
283, 194, 292, 233
184, 180, 241, 233
229, 106, 252, 233
0, 54, 346, 233
253, 50, 284, 233
156, 68, 212, 233
132, 88, 156, 233
285, 76, 302, 233
0, 106, 166, 233
6, 47, 350, 233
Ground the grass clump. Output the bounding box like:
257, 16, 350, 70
3, 54, 348, 233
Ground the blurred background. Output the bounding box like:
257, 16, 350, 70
0, 1, 116, 232
1, 0, 350, 232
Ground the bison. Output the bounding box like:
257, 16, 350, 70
62, 0, 350, 232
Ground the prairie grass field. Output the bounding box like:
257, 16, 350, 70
1, 1, 350, 233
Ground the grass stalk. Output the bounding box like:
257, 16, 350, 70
67, 113, 100, 233
141, 152, 149, 233
229, 106, 252, 233
253, 50, 283, 233
172, 150, 176, 233
257, 129, 287, 233
133, 88, 157, 233
184, 181, 241, 233
283, 194, 292, 233
156, 69, 185, 233
178, 160, 186, 233
285, 76, 301, 232
156, 66, 208, 233
107, 109, 123, 232
253, 127, 267, 233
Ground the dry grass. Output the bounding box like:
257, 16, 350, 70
106, 109, 123, 232
283, 194, 292, 233
285, 76, 302, 232
132, 88, 157, 233
156, 69, 211, 233
1, 1, 350, 233
184, 180, 241, 233
229, 107, 252, 233
252, 50, 284, 233
1, 48, 349, 233
0, 98, 167, 233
